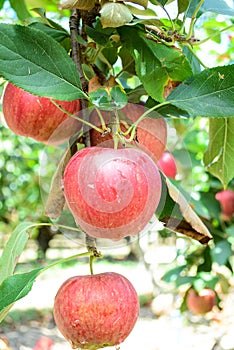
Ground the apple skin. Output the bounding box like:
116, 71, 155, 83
89, 103, 167, 162
157, 151, 177, 179
215, 189, 234, 221
53, 272, 139, 349
63, 146, 162, 240
2, 83, 81, 145
186, 288, 216, 315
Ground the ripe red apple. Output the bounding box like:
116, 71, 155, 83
33, 337, 53, 350
186, 288, 216, 315
53, 272, 139, 349
215, 189, 234, 221
89, 103, 167, 162
63, 146, 162, 240
157, 151, 177, 179
2, 83, 81, 145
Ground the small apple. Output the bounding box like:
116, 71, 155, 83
215, 189, 234, 221
32, 337, 53, 350
2, 83, 81, 145
63, 146, 162, 240
157, 151, 177, 179
89, 103, 167, 162
53, 272, 139, 349
186, 288, 216, 315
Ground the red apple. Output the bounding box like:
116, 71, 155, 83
89, 103, 167, 162
2, 83, 81, 145
215, 189, 234, 221
63, 146, 162, 240
53, 272, 139, 349
157, 151, 177, 179
33, 337, 53, 350
186, 288, 216, 315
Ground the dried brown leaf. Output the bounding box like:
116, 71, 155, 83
45, 147, 72, 219
164, 177, 213, 244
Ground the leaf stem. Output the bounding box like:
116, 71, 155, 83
123, 100, 171, 138
51, 100, 103, 133
182, 43, 208, 69
186, 0, 205, 40
192, 24, 234, 46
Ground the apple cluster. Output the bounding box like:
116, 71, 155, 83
2, 83, 177, 349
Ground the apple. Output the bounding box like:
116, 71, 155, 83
33, 337, 53, 350
53, 272, 139, 349
63, 146, 162, 240
186, 288, 216, 315
215, 189, 234, 221
2, 83, 81, 145
157, 151, 177, 179
89, 103, 167, 162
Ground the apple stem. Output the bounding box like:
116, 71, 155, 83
112, 109, 121, 149
122, 101, 170, 140
95, 107, 109, 131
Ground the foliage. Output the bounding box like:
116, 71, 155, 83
0, 0, 234, 322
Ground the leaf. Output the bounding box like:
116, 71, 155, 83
0, 24, 85, 101
210, 240, 232, 265
125, 0, 148, 8
100, 3, 133, 28
89, 86, 128, 110
203, 118, 234, 188
176, 275, 196, 287
182, 46, 201, 74
0, 222, 35, 284
0, 268, 43, 319
167, 65, 234, 117
202, 0, 234, 16
151, 0, 168, 6
162, 265, 187, 283
158, 176, 213, 244
9, 0, 31, 21
118, 26, 192, 102
185, 0, 202, 17
0, 0, 5, 10
45, 147, 72, 219
177, 0, 190, 14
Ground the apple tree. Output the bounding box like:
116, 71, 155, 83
0, 0, 234, 346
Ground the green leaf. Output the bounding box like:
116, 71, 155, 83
203, 118, 234, 188
176, 275, 196, 287
89, 86, 128, 110
0, 0, 6, 10
193, 278, 206, 292
162, 265, 187, 283
0, 24, 85, 101
210, 240, 232, 265
0, 222, 36, 284
167, 65, 234, 117
85, 25, 110, 46
0, 268, 43, 320
9, 0, 31, 21
185, 0, 202, 17
198, 272, 219, 290
118, 26, 192, 102
202, 0, 234, 16
177, 0, 190, 14
182, 46, 201, 74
